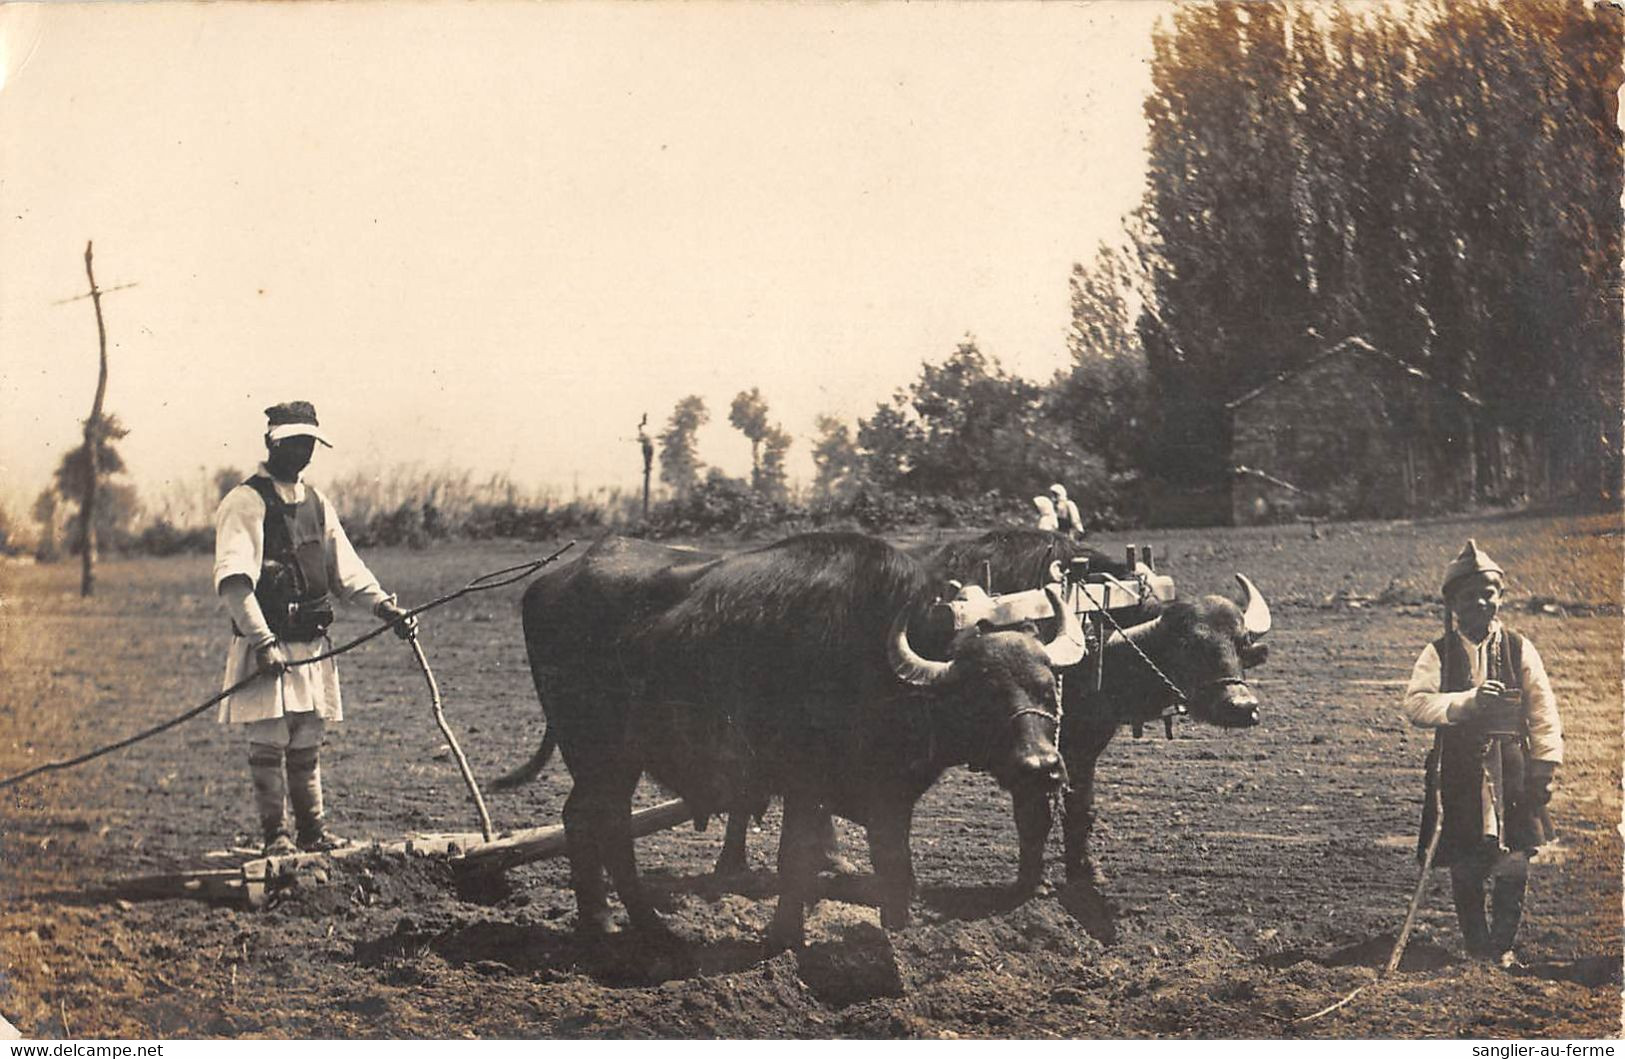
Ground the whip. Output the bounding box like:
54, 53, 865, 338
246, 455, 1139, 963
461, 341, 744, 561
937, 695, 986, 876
0, 542, 574, 793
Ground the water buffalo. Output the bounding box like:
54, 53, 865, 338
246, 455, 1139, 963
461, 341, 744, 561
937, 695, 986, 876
919, 528, 1271, 890
501, 531, 1083, 949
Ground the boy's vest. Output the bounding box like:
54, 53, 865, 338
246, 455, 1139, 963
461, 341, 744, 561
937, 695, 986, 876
241, 475, 334, 642
1419, 627, 1542, 864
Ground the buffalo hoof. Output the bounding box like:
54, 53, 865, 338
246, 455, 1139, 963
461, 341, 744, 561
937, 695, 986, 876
879, 905, 912, 932
713, 853, 750, 879
764, 916, 806, 953
629, 908, 680, 942
575, 910, 618, 938
1067, 859, 1109, 891
1012, 874, 1055, 900
819, 852, 864, 877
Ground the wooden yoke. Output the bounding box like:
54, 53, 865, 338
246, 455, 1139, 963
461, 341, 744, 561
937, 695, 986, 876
933, 549, 1175, 640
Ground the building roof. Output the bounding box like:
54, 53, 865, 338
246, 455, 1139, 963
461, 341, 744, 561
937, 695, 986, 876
1224, 336, 1485, 412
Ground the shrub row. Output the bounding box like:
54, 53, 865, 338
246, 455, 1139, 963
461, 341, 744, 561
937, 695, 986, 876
25, 480, 1130, 560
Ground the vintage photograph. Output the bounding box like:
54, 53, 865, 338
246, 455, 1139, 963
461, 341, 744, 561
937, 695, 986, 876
0, 0, 1619, 1040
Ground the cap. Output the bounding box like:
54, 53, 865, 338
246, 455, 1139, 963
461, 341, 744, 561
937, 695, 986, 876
1049, 483, 1067, 500
264, 401, 332, 447
1441, 538, 1504, 598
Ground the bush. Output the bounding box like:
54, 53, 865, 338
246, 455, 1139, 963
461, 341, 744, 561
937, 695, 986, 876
464, 500, 604, 542
641, 473, 794, 539
134, 518, 213, 557
637, 478, 1056, 540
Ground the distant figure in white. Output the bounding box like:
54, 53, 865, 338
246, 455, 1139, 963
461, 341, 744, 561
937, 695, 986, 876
1032, 494, 1059, 531
1038, 483, 1084, 538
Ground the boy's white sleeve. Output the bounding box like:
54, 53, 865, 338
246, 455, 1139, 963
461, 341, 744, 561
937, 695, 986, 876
1520, 638, 1564, 763
1402, 642, 1475, 727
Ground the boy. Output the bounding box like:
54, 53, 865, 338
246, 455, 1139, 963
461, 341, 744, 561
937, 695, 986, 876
1402, 539, 1562, 967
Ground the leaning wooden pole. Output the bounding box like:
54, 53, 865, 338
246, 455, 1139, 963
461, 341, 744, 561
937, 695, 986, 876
79, 241, 110, 598
1386, 733, 1445, 976
409, 634, 493, 841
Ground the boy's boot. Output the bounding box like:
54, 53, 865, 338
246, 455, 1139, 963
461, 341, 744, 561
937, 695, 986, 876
1487, 860, 1529, 966
1449, 868, 1492, 958
287, 745, 347, 852
249, 745, 297, 856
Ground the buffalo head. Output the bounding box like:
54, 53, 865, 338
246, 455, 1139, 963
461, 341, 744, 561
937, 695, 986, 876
1100, 573, 1271, 728
885, 585, 1082, 792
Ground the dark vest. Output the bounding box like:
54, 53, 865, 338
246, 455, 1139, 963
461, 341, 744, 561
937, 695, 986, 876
1418, 627, 1544, 865
244, 475, 334, 642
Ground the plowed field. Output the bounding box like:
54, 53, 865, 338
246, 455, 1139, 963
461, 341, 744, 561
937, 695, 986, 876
2, 511, 1619, 1038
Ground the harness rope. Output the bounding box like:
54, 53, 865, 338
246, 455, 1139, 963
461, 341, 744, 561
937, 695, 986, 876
1083, 582, 1189, 706
0, 543, 575, 792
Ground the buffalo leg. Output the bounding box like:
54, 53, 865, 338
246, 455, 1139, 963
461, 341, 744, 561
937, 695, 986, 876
815, 812, 865, 875
1061, 721, 1118, 888
715, 812, 751, 876
765, 794, 825, 950
1011, 786, 1054, 896
866, 800, 915, 930
562, 784, 614, 936
596, 768, 670, 936
717, 807, 848, 878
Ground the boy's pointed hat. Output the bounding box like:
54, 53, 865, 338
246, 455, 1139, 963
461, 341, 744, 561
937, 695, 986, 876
1441, 538, 1504, 597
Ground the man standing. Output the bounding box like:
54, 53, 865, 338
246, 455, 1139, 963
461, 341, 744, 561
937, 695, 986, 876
1047, 483, 1084, 538
214, 401, 415, 855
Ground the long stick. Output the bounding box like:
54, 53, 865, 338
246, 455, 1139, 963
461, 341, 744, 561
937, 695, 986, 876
1301, 615, 1451, 1024
1387, 609, 1454, 977
1298, 737, 1444, 1024
411, 635, 493, 841
1386, 730, 1444, 976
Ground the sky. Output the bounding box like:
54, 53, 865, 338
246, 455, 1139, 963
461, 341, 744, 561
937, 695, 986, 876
0, 1, 1167, 519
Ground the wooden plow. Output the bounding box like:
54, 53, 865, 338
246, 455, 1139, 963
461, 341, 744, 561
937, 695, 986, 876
95, 799, 695, 909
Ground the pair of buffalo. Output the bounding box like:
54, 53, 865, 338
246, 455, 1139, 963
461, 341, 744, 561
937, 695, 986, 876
496, 529, 1270, 950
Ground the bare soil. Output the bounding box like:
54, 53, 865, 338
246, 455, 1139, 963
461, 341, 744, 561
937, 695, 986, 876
2, 511, 1620, 1038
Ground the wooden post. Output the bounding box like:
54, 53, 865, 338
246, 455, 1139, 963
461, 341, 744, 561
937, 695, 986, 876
1465, 417, 1480, 503
637, 413, 654, 520
79, 242, 110, 598
1403, 439, 1417, 516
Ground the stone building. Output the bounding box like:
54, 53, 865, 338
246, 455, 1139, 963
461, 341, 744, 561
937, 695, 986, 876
1225, 337, 1487, 525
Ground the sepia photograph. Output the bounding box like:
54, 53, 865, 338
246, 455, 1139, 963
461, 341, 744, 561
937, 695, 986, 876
0, 0, 1619, 1041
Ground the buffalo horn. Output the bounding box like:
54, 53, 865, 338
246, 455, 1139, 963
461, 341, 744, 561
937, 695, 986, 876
1104, 615, 1162, 649
1236, 573, 1271, 637
887, 606, 957, 687
1040, 585, 1087, 668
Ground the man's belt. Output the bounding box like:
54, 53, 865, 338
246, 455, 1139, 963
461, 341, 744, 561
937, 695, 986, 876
232, 597, 334, 643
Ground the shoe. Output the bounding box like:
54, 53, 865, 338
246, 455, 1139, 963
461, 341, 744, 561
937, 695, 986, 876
296, 829, 350, 853
262, 833, 299, 857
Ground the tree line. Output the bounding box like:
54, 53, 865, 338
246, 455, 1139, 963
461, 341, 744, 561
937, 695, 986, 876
659, 0, 1620, 518
1132, 0, 1620, 498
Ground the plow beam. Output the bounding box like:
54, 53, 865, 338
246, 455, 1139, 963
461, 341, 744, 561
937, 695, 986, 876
88, 799, 697, 909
